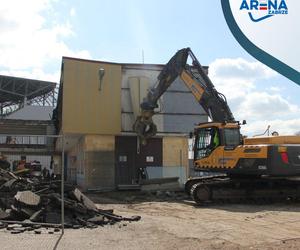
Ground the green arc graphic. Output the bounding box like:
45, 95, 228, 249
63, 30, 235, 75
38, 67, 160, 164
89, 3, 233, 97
221, 0, 300, 85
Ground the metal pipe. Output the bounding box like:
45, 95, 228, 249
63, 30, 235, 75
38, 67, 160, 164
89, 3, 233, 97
61, 134, 65, 234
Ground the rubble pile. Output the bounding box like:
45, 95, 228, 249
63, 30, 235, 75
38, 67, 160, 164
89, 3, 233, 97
0, 169, 140, 234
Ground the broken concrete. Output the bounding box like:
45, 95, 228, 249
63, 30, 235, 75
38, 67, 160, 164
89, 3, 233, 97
15, 191, 41, 207
0, 209, 10, 219
87, 215, 105, 225
0, 168, 141, 233
72, 188, 98, 212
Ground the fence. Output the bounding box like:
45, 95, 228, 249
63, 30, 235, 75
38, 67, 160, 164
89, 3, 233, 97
0, 133, 65, 249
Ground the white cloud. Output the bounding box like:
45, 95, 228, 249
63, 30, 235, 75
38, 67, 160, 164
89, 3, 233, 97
209, 58, 276, 99
269, 86, 282, 92
0, 69, 59, 83
0, 0, 90, 82
209, 58, 300, 136
210, 58, 277, 81
236, 92, 299, 120
211, 78, 254, 100
241, 119, 300, 136
70, 7, 76, 17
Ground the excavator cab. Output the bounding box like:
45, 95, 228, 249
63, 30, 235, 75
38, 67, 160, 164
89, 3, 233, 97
193, 122, 242, 161
194, 126, 219, 160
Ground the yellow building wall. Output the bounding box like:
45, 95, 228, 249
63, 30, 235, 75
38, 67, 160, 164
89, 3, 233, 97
163, 137, 188, 169
84, 134, 115, 152
62, 58, 122, 134
84, 135, 115, 190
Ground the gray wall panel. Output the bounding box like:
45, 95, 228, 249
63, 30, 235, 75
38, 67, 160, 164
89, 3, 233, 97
162, 92, 205, 114
163, 115, 207, 133
121, 66, 208, 134
167, 77, 190, 92
121, 90, 133, 113
122, 68, 159, 89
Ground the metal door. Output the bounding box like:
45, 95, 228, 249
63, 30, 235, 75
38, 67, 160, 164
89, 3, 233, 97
115, 136, 137, 185
136, 138, 162, 169
115, 136, 162, 185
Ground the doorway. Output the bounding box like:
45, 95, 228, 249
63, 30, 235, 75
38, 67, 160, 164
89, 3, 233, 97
115, 136, 162, 185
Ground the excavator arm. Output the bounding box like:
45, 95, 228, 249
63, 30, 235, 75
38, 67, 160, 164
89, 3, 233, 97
133, 48, 235, 142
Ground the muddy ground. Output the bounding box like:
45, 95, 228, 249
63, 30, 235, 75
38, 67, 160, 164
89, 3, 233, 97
1, 191, 300, 250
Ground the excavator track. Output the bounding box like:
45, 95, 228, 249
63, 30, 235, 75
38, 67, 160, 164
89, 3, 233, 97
187, 176, 300, 205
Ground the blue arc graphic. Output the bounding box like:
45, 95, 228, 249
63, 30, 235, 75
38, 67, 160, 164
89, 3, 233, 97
221, 0, 300, 85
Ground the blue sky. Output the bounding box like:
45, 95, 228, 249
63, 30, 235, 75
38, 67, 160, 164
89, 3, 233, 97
0, 0, 299, 135
54, 1, 249, 63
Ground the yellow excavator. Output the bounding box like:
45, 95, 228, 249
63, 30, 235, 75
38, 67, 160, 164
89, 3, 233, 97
134, 48, 300, 204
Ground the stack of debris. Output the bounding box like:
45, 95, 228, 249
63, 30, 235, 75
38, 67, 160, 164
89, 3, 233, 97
0, 169, 140, 233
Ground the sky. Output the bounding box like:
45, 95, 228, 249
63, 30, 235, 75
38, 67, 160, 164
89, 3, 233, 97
0, 0, 299, 136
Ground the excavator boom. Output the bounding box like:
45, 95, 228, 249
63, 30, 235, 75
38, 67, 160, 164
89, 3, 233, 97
133, 48, 235, 142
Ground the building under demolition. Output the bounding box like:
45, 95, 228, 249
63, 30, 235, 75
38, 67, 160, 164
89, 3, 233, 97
54, 57, 208, 191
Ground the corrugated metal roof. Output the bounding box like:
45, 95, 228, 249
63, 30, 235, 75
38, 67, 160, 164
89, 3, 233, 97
0, 75, 56, 103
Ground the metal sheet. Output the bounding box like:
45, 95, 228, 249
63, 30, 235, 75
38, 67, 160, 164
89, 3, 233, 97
62, 59, 122, 134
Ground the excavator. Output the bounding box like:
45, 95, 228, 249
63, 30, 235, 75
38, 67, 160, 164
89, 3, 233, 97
133, 48, 300, 204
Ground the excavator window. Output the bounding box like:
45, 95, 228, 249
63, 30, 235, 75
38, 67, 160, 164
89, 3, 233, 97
194, 127, 219, 160
224, 128, 240, 147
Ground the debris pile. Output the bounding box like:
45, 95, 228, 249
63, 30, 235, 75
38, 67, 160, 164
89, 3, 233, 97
0, 169, 140, 233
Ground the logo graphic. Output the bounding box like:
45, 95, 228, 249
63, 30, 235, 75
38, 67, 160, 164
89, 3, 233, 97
240, 0, 288, 22
221, 0, 300, 85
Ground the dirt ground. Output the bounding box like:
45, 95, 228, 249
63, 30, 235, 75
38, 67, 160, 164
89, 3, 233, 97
1, 191, 300, 250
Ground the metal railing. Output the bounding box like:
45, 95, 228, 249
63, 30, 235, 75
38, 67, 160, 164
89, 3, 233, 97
0, 135, 46, 145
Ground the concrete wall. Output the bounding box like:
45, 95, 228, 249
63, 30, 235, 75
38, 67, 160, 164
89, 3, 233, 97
162, 136, 189, 184
62, 58, 122, 135
67, 136, 85, 186
66, 135, 115, 191
67, 134, 190, 190
121, 65, 207, 134
83, 135, 115, 190
163, 136, 189, 169
66, 135, 191, 190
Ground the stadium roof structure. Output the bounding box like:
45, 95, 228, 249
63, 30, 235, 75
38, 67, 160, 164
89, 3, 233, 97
0, 75, 57, 116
